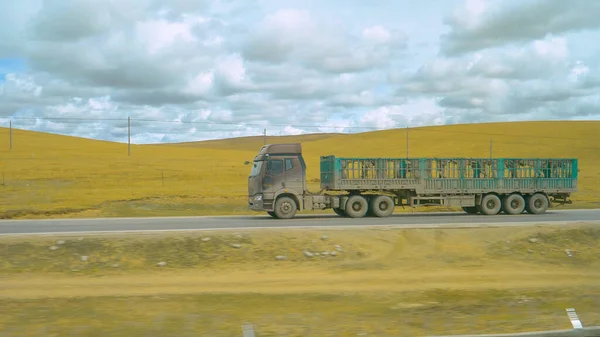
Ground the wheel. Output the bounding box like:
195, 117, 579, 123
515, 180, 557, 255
344, 195, 368, 218
370, 195, 395, 217
333, 208, 346, 216
502, 193, 525, 215
267, 211, 277, 218
462, 206, 479, 214
526, 193, 549, 214
479, 194, 502, 215
273, 196, 297, 219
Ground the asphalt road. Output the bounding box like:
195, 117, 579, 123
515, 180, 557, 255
0, 209, 599, 236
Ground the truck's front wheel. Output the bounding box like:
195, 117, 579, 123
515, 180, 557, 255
274, 196, 297, 219
333, 208, 347, 217
462, 206, 479, 214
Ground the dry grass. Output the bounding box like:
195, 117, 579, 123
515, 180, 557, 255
0, 120, 599, 219
1, 224, 600, 336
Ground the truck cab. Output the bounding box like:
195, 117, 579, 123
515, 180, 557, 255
247, 143, 307, 218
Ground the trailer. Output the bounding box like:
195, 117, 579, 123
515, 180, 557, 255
247, 143, 578, 219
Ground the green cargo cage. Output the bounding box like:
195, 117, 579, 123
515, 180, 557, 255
320, 156, 578, 194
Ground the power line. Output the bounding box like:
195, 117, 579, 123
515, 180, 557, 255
9, 117, 125, 122
4, 117, 599, 152
1, 133, 598, 153
410, 127, 584, 141
8, 116, 378, 130
6, 116, 596, 141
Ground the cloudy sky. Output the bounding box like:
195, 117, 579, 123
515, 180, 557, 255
1, 0, 599, 144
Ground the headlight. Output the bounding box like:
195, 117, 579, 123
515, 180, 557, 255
254, 195, 262, 201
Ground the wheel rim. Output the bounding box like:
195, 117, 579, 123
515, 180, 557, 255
379, 201, 389, 211
510, 199, 520, 209
534, 199, 542, 208
352, 201, 362, 211
281, 202, 292, 214
486, 200, 496, 209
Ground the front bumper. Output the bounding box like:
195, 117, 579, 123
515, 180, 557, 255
248, 195, 265, 211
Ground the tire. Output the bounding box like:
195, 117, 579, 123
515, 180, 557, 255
526, 193, 549, 214
273, 196, 297, 219
462, 206, 479, 214
502, 193, 525, 215
333, 208, 346, 217
344, 195, 369, 218
480, 194, 502, 215
370, 195, 395, 217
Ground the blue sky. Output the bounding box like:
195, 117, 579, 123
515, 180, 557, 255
0, 58, 26, 83
1, 0, 600, 143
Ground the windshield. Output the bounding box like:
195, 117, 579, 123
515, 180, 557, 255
249, 160, 264, 177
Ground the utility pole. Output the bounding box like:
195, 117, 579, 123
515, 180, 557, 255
128, 117, 131, 157
9, 120, 12, 150
406, 126, 409, 158
263, 128, 266, 145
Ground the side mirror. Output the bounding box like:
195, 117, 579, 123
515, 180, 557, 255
244, 161, 250, 165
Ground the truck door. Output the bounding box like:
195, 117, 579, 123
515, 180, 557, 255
263, 157, 285, 201
284, 156, 304, 193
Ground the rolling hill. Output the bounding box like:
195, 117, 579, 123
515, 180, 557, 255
0, 120, 598, 219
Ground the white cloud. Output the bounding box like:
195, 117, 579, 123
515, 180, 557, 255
135, 16, 201, 54
569, 61, 590, 82
3, 73, 43, 97
449, 0, 487, 30
242, 8, 407, 73
215, 53, 251, 90
186, 72, 214, 96
359, 98, 445, 129
46, 96, 119, 119
441, 0, 600, 56
360, 107, 398, 129
362, 25, 392, 44
533, 37, 569, 60
281, 125, 304, 135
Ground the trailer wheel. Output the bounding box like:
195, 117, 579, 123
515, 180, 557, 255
273, 196, 297, 219
370, 195, 395, 217
480, 194, 502, 215
461, 206, 479, 214
502, 194, 525, 215
526, 193, 549, 214
345, 195, 368, 218
333, 208, 346, 217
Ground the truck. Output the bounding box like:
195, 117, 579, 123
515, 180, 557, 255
247, 143, 578, 219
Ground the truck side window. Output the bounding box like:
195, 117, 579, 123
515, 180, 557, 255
267, 159, 283, 175
285, 158, 294, 171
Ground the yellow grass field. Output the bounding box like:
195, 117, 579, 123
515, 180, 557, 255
1, 224, 600, 336
0, 120, 599, 218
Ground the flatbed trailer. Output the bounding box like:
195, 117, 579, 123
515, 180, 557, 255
247, 143, 578, 219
